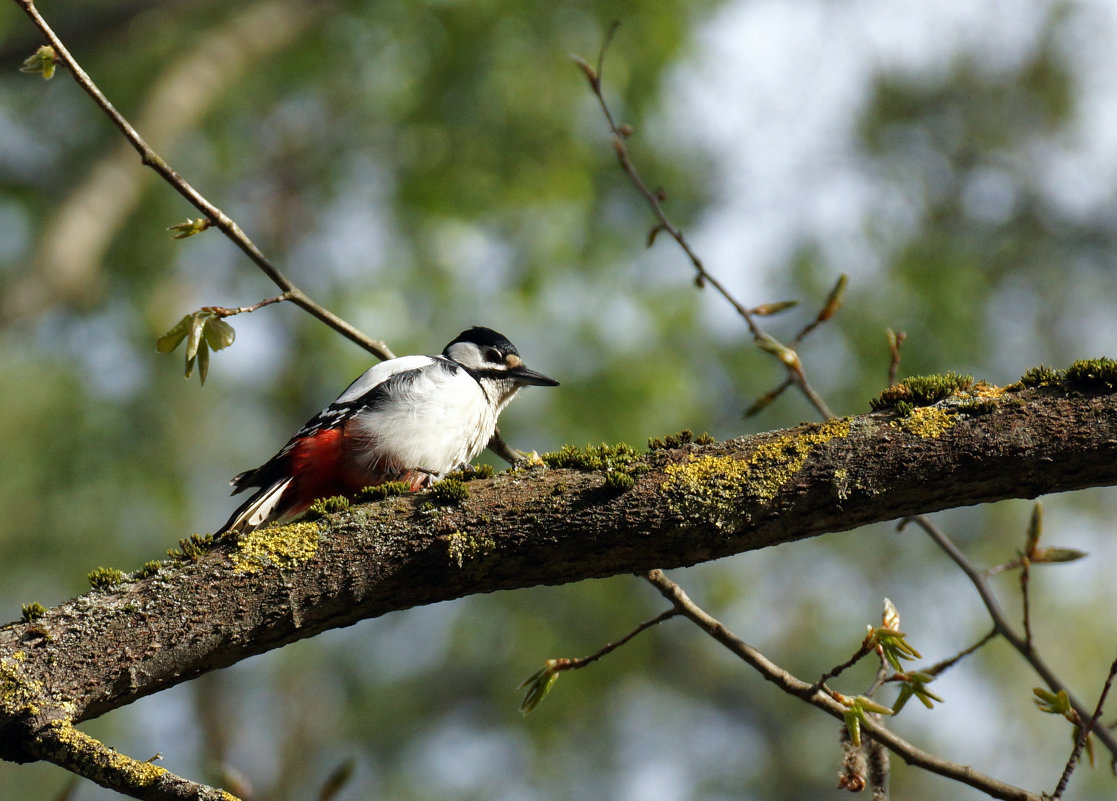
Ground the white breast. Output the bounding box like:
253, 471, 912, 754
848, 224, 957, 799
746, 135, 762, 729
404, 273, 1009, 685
350, 360, 502, 477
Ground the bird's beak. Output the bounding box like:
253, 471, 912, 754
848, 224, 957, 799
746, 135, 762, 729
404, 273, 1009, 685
510, 365, 559, 387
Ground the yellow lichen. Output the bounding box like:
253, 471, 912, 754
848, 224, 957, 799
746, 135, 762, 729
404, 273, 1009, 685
661, 418, 851, 528
968, 382, 1006, 400
0, 656, 44, 716
229, 522, 320, 574
893, 406, 956, 439
447, 529, 497, 568
45, 720, 169, 787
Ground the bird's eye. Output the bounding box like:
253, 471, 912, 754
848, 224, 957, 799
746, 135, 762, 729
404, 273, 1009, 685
484, 348, 503, 364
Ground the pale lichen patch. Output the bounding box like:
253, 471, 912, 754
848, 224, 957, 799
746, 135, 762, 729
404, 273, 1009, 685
892, 406, 957, 439
661, 418, 851, 529
229, 522, 320, 574
0, 656, 44, 717
447, 529, 497, 569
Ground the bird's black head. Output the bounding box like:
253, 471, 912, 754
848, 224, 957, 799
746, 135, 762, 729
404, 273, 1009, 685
443, 326, 559, 387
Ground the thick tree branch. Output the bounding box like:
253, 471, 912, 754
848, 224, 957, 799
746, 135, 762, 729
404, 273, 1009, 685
1, 385, 1116, 758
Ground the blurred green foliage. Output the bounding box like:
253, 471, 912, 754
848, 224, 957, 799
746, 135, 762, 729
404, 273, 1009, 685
2, 1, 1117, 800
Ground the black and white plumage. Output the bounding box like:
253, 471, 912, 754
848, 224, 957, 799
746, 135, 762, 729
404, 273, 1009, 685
217, 327, 558, 535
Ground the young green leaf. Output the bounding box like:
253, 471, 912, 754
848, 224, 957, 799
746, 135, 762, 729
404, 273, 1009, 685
518, 661, 560, 715
203, 316, 236, 351
156, 314, 194, 354
20, 45, 58, 80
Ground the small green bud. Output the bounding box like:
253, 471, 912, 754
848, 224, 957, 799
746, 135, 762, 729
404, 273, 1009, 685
21, 46, 58, 80
167, 218, 212, 239
518, 661, 560, 715
1033, 687, 1071, 716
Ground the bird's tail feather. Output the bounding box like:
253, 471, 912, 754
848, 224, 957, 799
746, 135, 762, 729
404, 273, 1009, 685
217, 477, 294, 536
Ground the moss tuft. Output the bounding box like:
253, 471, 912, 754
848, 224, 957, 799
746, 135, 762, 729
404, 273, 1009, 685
1019, 365, 1063, 388
429, 478, 470, 505
648, 429, 717, 449
543, 442, 641, 471
603, 471, 636, 493
354, 481, 412, 503
87, 567, 126, 591
20, 603, 46, 623
1064, 358, 1117, 393
648, 430, 693, 450
167, 533, 215, 561
303, 495, 351, 521
446, 463, 495, 481
871, 372, 974, 411
134, 561, 162, 580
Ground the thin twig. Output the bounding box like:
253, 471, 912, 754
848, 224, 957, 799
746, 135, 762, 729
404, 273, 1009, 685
743, 376, 794, 418
812, 640, 872, 695
13, 0, 394, 362
201, 295, 291, 318
865, 657, 892, 698
1051, 656, 1117, 800
923, 628, 998, 677
574, 34, 835, 421
550, 607, 680, 673
642, 569, 1041, 801
886, 329, 906, 387
900, 516, 1117, 760
13, 1, 558, 466
1020, 557, 1034, 649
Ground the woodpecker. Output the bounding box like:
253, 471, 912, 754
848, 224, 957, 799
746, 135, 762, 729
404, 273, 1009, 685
217, 326, 558, 535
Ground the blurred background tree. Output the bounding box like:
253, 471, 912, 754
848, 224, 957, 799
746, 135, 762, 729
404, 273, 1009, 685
2, 0, 1117, 798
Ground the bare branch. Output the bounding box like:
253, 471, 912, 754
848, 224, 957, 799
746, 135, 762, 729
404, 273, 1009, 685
1051, 656, 1117, 799
924, 628, 998, 677
548, 608, 679, 674
641, 570, 1040, 801
886, 329, 906, 387
12, 0, 394, 361
575, 32, 835, 421
901, 515, 1117, 759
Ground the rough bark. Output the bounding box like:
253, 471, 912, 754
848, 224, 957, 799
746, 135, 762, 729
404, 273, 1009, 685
2, 385, 1117, 762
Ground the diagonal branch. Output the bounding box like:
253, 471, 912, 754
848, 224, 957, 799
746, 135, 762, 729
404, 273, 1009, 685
641, 569, 1041, 801
12, 0, 393, 360
573, 34, 835, 420
1, 386, 1116, 739
903, 516, 1117, 758
12, 0, 546, 465
26, 720, 238, 801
